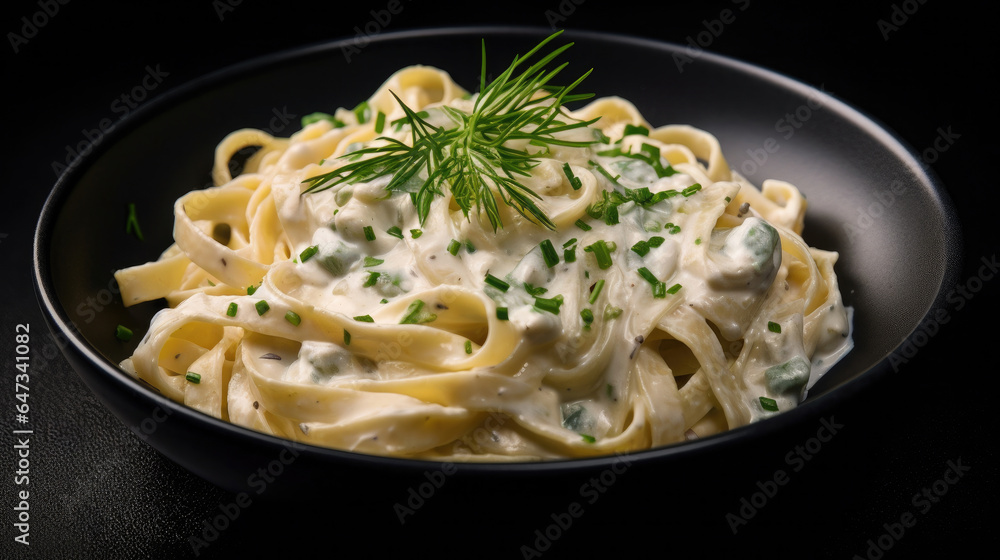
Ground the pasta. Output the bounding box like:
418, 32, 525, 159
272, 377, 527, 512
115, 51, 852, 461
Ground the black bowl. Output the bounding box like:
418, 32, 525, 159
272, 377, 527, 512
33, 27, 961, 499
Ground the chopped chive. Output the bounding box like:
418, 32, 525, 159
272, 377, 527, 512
682, 183, 702, 197
665, 223, 681, 235
447, 239, 461, 255
759, 396, 779, 412
647, 236, 665, 248
563, 238, 578, 248
400, 299, 437, 324
363, 256, 384, 267
666, 283, 682, 294
589, 279, 605, 304
581, 434, 596, 444
590, 160, 622, 186
114, 325, 133, 341
604, 305, 623, 320
496, 307, 509, 321
410, 228, 423, 238
185, 371, 201, 384
564, 247, 577, 263
562, 163, 582, 190
255, 300, 270, 316
285, 311, 302, 326
386, 226, 403, 239
580, 308, 594, 325
226, 303, 238, 317
631, 240, 650, 257
534, 295, 563, 315
354, 314, 374, 322
585, 240, 613, 270
485, 273, 510, 292
125, 203, 144, 240
524, 283, 547, 296
379, 298, 389, 304
768, 321, 782, 333
465, 340, 473, 354
374, 111, 386, 133
574, 219, 592, 231
539, 239, 559, 268
465, 240, 477, 253
604, 204, 619, 226
623, 124, 649, 137
302, 112, 345, 128
353, 101, 370, 123
363, 271, 381, 287
652, 282, 667, 299
246, 284, 258, 295
362, 226, 375, 241
299, 245, 319, 262
343, 329, 351, 345
637, 267, 659, 285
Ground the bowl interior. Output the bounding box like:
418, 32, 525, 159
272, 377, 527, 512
36, 28, 960, 473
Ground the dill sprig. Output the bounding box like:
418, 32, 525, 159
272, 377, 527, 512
301, 31, 597, 231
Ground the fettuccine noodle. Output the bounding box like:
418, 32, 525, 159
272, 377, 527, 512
116, 64, 852, 461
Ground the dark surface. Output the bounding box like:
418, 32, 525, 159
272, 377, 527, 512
3, 1, 996, 558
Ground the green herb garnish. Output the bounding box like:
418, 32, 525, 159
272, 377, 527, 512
125, 203, 143, 241
584, 240, 614, 269
299, 245, 319, 262
759, 396, 779, 412
540, 239, 559, 268
400, 299, 437, 324
115, 325, 133, 341
589, 279, 605, 304
301, 31, 597, 231
485, 273, 510, 292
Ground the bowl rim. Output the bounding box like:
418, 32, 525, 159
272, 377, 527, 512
32, 25, 963, 475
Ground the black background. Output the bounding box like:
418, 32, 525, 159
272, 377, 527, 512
2, 1, 997, 558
